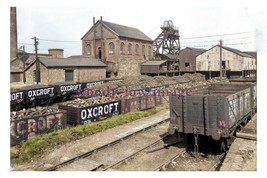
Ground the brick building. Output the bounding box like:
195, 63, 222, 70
24, 57, 106, 85
81, 17, 153, 77
10, 49, 63, 83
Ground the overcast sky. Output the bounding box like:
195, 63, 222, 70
15, 1, 267, 57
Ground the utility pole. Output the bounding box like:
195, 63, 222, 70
219, 39, 222, 82
32, 36, 40, 84
100, 16, 103, 62
93, 17, 96, 58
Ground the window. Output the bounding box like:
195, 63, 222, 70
109, 42, 114, 54
148, 46, 152, 57
120, 42, 125, 54
142, 45, 145, 56
128, 43, 132, 55
135, 44, 139, 55
65, 70, 74, 81
185, 62, 190, 67
86, 43, 91, 55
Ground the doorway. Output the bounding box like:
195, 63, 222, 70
222, 61, 226, 69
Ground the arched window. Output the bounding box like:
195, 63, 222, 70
135, 44, 139, 55
86, 43, 91, 55
120, 42, 125, 54
142, 45, 145, 56
148, 46, 152, 57
128, 43, 132, 55
109, 42, 114, 54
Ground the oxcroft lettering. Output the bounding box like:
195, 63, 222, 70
27, 87, 54, 98
10, 92, 23, 101
81, 102, 119, 120
10, 112, 65, 139
60, 84, 82, 92
86, 81, 104, 88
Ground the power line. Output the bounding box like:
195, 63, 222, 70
38, 38, 81, 43
180, 31, 254, 40
18, 43, 33, 46
222, 36, 255, 41
146, 24, 161, 34
181, 42, 253, 48
181, 36, 255, 45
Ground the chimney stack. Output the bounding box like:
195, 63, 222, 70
48, 49, 64, 58
10, 7, 17, 60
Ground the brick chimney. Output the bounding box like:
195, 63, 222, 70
10, 7, 17, 60
48, 49, 64, 58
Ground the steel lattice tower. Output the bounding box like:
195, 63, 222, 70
153, 20, 180, 57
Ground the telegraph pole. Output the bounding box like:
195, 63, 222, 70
219, 39, 223, 82
32, 36, 40, 84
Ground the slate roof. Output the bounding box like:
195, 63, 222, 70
183, 47, 207, 54
82, 20, 153, 42
214, 45, 254, 58
25, 58, 106, 71
39, 58, 106, 67
141, 60, 167, 66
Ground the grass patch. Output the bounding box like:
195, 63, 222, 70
11, 106, 165, 164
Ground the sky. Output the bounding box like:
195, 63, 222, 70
15, 1, 266, 57
1, 0, 267, 178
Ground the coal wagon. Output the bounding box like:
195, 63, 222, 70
168, 83, 257, 152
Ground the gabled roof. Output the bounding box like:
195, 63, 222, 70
39, 58, 106, 67
181, 47, 207, 54
81, 20, 153, 42
25, 58, 106, 71
243, 51, 257, 59
141, 60, 167, 66
68, 55, 83, 58
221, 46, 254, 58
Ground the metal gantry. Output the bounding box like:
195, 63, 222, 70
153, 20, 181, 56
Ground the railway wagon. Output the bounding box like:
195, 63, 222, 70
10, 79, 123, 111
58, 94, 162, 125
58, 101, 121, 125
168, 83, 257, 152
10, 110, 67, 146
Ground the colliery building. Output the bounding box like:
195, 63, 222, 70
196, 45, 256, 78
179, 47, 206, 73
10, 49, 54, 83
81, 17, 154, 77
24, 57, 106, 85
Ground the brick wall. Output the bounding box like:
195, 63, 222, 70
82, 21, 153, 77
25, 63, 106, 85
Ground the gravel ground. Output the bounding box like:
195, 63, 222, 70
113, 135, 186, 171
165, 150, 222, 171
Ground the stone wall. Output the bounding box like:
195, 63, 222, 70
25, 63, 106, 85
196, 46, 256, 71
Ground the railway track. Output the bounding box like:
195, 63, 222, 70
101, 134, 186, 171
44, 118, 170, 171
98, 134, 185, 171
